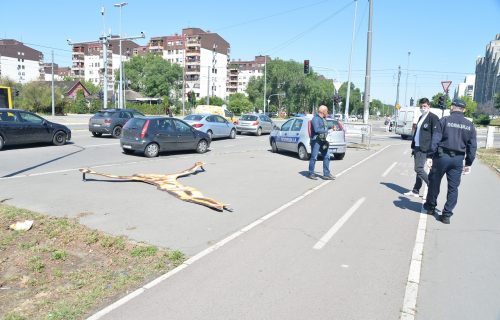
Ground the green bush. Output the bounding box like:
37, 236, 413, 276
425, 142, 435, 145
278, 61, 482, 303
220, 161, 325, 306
474, 115, 490, 126
490, 117, 500, 126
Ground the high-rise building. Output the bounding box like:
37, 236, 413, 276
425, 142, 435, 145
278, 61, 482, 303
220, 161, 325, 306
227, 55, 267, 95
0, 39, 44, 83
70, 37, 139, 91
454, 75, 475, 99
144, 28, 230, 101
474, 34, 500, 105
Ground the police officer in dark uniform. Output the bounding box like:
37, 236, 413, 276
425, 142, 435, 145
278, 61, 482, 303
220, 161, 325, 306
424, 99, 477, 224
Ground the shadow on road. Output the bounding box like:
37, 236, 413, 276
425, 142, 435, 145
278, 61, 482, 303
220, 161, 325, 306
380, 182, 422, 213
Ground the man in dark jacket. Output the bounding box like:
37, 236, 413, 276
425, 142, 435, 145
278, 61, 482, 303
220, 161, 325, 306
404, 98, 440, 198
307, 105, 335, 180
424, 99, 477, 224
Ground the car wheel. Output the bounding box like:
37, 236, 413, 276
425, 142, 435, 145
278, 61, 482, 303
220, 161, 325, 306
91, 132, 102, 137
0, 136, 4, 150
196, 139, 208, 153
144, 143, 159, 158
207, 130, 213, 139
122, 148, 134, 155
271, 140, 278, 153
52, 131, 67, 146
334, 153, 345, 160
256, 127, 262, 136
298, 144, 309, 160
112, 126, 122, 138
229, 129, 236, 139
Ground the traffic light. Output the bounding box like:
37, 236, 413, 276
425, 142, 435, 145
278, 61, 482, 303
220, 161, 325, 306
410, 97, 414, 106
13, 87, 19, 97
303, 60, 310, 74
438, 95, 446, 109
333, 95, 341, 105
98, 91, 104, 99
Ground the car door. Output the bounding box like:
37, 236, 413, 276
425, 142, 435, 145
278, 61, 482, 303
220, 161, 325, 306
153, 118, 177, 150
18, 111, 51, 143
275, 119, 295, 151
260, 115, 272, 133
214, 115, 231, 137
0, 110, 24, 145
172, 119, 197, 150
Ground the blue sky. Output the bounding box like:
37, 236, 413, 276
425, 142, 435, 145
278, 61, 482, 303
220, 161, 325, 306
2, 0, 499, 105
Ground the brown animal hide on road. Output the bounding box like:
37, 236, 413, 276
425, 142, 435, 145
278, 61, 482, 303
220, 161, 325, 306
79, 162, 232, 212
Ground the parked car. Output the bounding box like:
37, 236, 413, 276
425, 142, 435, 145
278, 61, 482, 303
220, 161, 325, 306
234, 113, 275, 136
183, 114, 236, 139
120, 116, 211, 157
0, 108, 71, 150
269, 116, 346, 160
89, 108, 144, 138
348, 115, 358, 122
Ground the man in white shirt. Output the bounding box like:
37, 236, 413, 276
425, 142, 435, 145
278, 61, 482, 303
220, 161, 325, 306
404, 98, 440, 198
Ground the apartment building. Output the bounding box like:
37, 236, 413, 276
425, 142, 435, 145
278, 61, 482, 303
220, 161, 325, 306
474, 34, 500, 105
0, 39, 44, 83
454, 75, 475, 100
147, 28, 230, 100
42, 63, 71, 81
70, 37, 139, 91
227, 55, 267, 95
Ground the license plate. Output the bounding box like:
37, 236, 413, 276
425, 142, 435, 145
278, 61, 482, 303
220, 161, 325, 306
93, 124, 101, 127
122, 144, 132, 149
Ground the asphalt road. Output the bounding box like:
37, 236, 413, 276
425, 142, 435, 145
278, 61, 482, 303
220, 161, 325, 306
1, 116, 499, 319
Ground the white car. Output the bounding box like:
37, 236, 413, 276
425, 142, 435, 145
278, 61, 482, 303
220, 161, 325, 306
348, 115, 358, 122
269, 116, 347, 160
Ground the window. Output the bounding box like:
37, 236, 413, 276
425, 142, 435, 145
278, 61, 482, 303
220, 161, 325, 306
173, 119, 192, 133
291, 119, 303, 131
280, 119, 294, 131
19, 112, 44, 124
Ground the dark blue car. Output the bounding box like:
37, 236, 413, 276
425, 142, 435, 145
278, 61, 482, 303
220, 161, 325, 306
0, 108, 71, 150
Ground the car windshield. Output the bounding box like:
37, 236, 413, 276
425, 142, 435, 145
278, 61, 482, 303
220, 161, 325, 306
240, 115, 258, 121
184, 115, 204, 121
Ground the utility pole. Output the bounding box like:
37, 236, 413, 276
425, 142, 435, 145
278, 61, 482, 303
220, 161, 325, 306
182, 34, 186, 116
344, 0, 358, 121
361, 0, 373, 143
395, 65, 401, 108
404, 50, 411, 107
206, 65, 210, 105
51, 50, 55, 116
263, 55, 267, 114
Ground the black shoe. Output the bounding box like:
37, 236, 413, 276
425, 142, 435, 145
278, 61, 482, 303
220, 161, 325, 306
306, 173, 318, 180
323, 174, 336, 180
438, 215, 450, 224
423, 203, 435, 215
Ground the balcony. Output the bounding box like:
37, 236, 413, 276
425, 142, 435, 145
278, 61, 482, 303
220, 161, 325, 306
185, 66, 200, 74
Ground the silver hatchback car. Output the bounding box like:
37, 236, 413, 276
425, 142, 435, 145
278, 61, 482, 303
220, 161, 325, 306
269, 116, 347, 160
235, 113, 275, 136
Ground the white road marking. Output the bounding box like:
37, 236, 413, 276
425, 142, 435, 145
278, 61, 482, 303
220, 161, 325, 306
382, 162, 398, 177
335, 145, 392, 178
80, 142, 120, 148
400, 186, 428, 320
313, 197, 366, 250
86, 145, 395, 319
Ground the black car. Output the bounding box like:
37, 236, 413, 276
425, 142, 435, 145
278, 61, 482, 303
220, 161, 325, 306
89, 108, 144, 138
0, 108, 71, 150
120, 116, 211, 157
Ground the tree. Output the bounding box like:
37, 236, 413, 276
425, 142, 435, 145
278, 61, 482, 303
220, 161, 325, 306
228, 93, 253, 114
370, 99, 383, 116
494, 92, 500, 110
123, 53, 183, 98
197, 96, 225, 106
458, 95, 477, 117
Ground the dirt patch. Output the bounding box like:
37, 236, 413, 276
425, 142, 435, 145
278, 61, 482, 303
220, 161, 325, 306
0, 204, 185, 320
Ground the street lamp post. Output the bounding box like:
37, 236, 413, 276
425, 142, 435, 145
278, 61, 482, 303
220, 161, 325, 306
114, 2, 128, 109
404, 50, 411, 107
